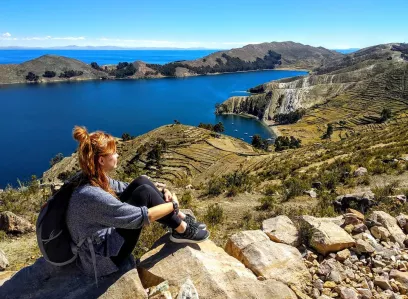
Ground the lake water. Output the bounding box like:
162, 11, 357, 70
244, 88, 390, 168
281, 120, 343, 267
0, 49, 219, 65
0, 67, 307, 188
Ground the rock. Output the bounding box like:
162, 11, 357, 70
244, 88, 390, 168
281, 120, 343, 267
356, 288, 372, 299
390, 270, 408, 288
0, 249, 9, 271
344, 224, 354, 234
0, 257, 147, 299
354, 167, 368, 177
262, 215, 300, 246
347, 208, 365, 221
355, 239, 375, 254
305, 189, 317, 198
289, 285, 313, 299
139, 234, 297, 299
0, 211, 35, 234
323, 281, 337, 289
368, 211, 406, 247
352, 223, 368, 234
177, 278, 199, 299
337, 286, 359, 299
149, 281, 170, 297
334, 191, 375, 213
396, 214, 408, 233
225, 230, 311, 289
336, 249, 351, 262
374, 276, 392, 290
300, 215, 355, 255
344, 213, 361, 225
371, 226, 391, 241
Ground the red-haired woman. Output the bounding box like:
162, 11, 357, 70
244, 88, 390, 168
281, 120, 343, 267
66, 126, 208, 281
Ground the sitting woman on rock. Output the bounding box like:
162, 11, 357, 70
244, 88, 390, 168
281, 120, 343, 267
66, 126, 209, 281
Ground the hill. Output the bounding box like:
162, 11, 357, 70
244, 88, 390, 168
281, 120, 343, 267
0, 41, 343, 84
216, 43, 408, 143
0, 55, 108, 84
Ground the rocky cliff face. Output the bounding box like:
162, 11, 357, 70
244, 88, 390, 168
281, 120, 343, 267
216, 43, 408, 126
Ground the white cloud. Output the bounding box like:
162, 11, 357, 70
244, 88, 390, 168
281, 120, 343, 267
1, 35, 85, 41
1, 32, 11, 37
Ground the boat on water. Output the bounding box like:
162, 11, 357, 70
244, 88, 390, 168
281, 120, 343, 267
249, 135, 253, 138
240, 138, 244, 140
234, 129, 238, 132
244, 132, 248, 135
232, 122, 234, 124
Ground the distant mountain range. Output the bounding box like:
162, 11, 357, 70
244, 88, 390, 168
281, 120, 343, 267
0, 45, 360, 53
0, 45, 217, 50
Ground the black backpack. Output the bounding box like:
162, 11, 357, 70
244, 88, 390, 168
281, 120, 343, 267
36, 173, 87, 266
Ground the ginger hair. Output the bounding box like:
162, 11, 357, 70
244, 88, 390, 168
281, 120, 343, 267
72, 125, 117, 197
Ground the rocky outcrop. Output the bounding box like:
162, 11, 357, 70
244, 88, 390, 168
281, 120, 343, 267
368, 211, 406, 247
0, 211, 34, 234
138, 234, 297, 299
0, 256, 147, 299
262, 215, 300, 246
300, 215, 355, 255
225, 230, 311, 289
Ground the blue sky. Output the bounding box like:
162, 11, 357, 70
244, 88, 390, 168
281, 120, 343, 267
1, 0, 407, 49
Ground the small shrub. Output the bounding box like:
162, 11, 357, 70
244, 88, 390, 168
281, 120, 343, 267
240, 210, 260, 230
26, 72, 39, 82
283, 177, 309, 200
132, 222, 166, 259
207, 177, 225, 195
204, 204, 224, 225
258, 196, 278, 211
263, 183, 282, 196
180, 191, 193, 208
226, 185, 239, 197
43, 71, 56, 78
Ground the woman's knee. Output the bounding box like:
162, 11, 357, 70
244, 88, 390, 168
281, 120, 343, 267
131, 175, 152, 187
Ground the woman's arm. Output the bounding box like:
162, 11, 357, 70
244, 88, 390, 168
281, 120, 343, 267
147, 202, 175, 222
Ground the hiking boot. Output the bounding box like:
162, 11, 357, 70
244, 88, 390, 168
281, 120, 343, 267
170, 224, 210, 244
184, 214, 207, 230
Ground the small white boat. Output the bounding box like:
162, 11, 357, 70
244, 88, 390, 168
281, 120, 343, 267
244, 132, 248, 135
232, 122, 234, 124
234, 129, 238, 132
240, 138, 244, 140
249, 135, 253, 138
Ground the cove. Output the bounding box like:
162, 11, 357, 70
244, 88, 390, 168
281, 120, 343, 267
0, 69, 307, 188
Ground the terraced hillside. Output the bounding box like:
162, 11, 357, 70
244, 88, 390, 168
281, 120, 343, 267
216, 43, 408, 143
42, 124, 265, 187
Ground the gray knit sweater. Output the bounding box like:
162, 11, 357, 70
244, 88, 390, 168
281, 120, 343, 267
66, 177, 150, 279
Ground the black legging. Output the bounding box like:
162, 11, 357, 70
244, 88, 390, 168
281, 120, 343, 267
110, 176, 181, 266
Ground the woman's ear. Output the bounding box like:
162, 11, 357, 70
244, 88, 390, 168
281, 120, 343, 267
98, 156, 105, 166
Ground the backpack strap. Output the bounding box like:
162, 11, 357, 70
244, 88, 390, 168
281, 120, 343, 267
87, 237, 98, 287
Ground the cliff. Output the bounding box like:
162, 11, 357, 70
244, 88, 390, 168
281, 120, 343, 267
216, 43, 408, 142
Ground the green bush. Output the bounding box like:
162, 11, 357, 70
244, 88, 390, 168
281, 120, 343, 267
204, 204, 224, 225
180, 191, 193, 208
207, 177, 225, 195
283, 177, 309, 200
263, 184, 282, 196
258, 196, 278, 211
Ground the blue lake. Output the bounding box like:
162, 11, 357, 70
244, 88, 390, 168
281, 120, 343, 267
0, 70, 307, 188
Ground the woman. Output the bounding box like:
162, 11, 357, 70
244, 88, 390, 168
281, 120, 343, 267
66, 126, 209, 282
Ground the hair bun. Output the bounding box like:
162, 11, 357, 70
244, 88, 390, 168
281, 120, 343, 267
73, 126, 90, 144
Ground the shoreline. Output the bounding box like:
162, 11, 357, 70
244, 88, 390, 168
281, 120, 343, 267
0, 67, 308, 86
218, 112, 281, 138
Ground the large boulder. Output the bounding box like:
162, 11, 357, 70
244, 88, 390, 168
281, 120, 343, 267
225, 230, 311, 289
138, 234, 297, 299
368, 211, 406, 247
333, 191, 376, 213
300, 216, 355, 255
262, 215, 300, 246
0, 256, 147, 299
0, 211, 34, 234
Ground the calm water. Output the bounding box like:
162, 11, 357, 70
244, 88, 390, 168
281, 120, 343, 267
0, 50, 219, 65
0, 69, 307, 188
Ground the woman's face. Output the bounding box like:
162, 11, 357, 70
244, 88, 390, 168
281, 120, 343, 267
99, 152, 119, 172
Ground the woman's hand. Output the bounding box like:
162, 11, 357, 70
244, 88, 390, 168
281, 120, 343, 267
163, 189, 173, 202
